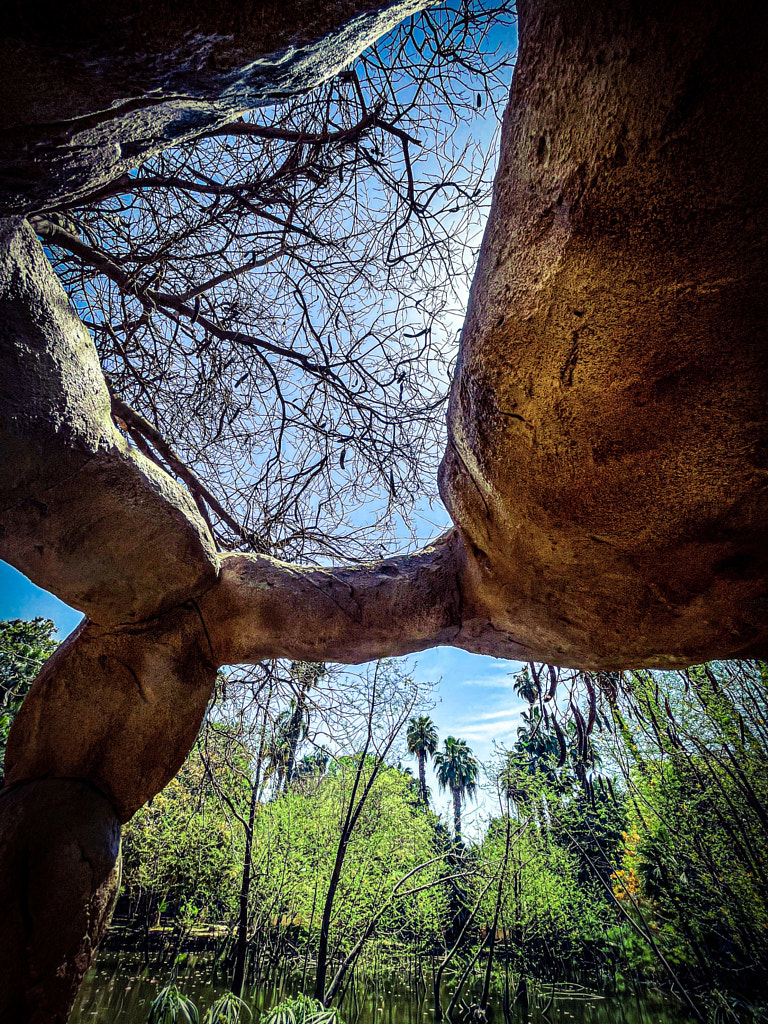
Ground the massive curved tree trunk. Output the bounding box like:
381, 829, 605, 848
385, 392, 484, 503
1, 0, 767, 1017
441, 0, 768, 669
0, 0, 430, 213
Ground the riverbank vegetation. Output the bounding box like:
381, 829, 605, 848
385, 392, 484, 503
2, 618, 767, 1023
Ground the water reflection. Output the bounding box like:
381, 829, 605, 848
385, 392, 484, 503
70, 953, 696, 1024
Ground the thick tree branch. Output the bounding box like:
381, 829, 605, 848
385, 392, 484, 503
0, 219, 219, 624
198, 532, 468, 667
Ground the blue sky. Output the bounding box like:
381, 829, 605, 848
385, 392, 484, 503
409, 646, 527, 837
0, 560, 84, 637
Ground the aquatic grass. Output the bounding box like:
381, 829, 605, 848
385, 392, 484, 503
203, 991, 252, 1023
262, 993, 342, 1024
147, 985, 199, 1024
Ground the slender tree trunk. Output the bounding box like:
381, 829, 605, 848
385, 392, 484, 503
301, 872, 320, 993
453, 788, 462, 845
231, 782, 258, 996
480, 813, 512, 1012
314, 727, 379, 1003
315, 665, 409, 1005
232, 684, 272, 995
446, 931, 491, 1021
324, 854, 447, 1005
574, 834, 704, 1022
434, 871, 498, 1021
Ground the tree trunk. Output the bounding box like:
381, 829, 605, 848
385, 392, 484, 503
282, 686, 309, 794
480, 814, 512, 1012
417, 751, 428, 805
232, 687, 271, 996
314, 735, 378, 1004
315, 676, 404, 1006
433, 869, 499, 1021
0, 780, 120, 1021
452, 788, 462, 846
314, 776, 363, 1003
231, 783, 259, 996
0, 0, 432, 213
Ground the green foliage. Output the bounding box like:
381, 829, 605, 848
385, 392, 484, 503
407, 715, 439, 804
477, 816, 605, 976
607, 661, 768, 998
406, 716, 438, 757
262, 994, 342, 1024
265, 662, 326, 794
147, 985, 199, 1024
550, 787, 626, 885
11, 608, 748, 1011
250, 757, 448, 956
434, 736, 479, 842
434, 737, 479, 801
0, 617, 58, 783
477, 668, 629, 981
122, 730, 248, 926
512, 665, 540, 705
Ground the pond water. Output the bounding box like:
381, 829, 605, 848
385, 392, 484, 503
70, 952, 696, 1024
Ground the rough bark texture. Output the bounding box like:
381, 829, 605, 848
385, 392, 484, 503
452, 788, 462, 845
0, 780, 120, 1022
417, 752, 428, 805
0, 0, 432, 212
198, 541, 464, 666
4, 608, 218, 821
1, 0, 767, 1017
440, 0, 768, 668
0, 219, 220, 623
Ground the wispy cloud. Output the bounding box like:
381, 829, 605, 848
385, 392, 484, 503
457, 704, 526, 724
459, 717, 522, 742
411, 647, 525, 689
462, 671, 523, 689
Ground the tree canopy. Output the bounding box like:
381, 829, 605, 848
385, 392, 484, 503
0, 618, 58, 786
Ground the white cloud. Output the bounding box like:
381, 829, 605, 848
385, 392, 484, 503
461, 669, 525, 689
458, 704, 527, 724
460, 718, 522, 741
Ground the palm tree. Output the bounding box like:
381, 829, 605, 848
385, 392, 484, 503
264, 664, 323, 797
281, 661, 325, 792
406, 715, 439, 806
512, 665, 540, 705
295, 747, 329, 790
264, 706, 301, 794
434, 736, 479, 845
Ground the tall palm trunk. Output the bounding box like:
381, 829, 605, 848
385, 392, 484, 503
417, 750, 427, 805
452, 787, 462, 844
283, 687, 308, 793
